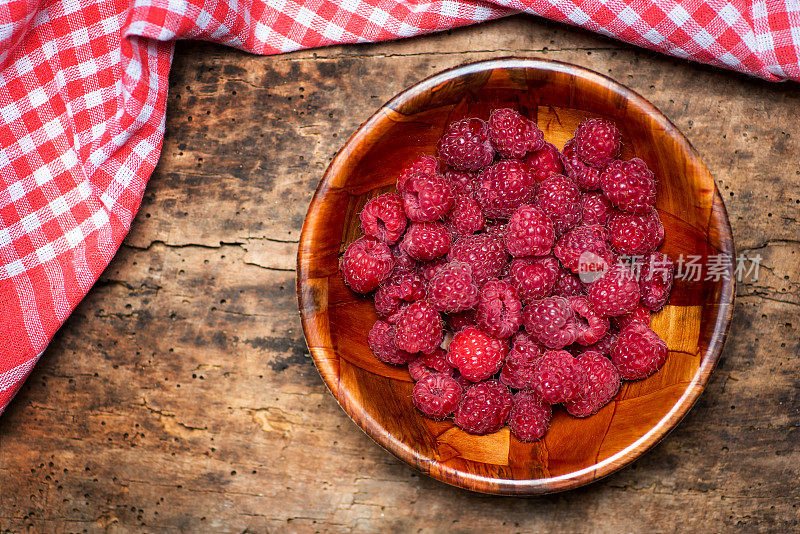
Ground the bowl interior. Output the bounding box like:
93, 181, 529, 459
297, 58, 734, 495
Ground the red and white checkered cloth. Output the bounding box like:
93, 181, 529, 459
1, 0, 798, 414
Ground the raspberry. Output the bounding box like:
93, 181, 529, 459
447, 326, 508, 382
565, 351, 620, 417
400, 221, 451, 261
581, 191, 613, 226
503, 204, 555, 257
341, 236, 395, 293
447, 233, 508, 286
446, 194, 485, 236
508, 390, 552, 441
475, 160, 536, 219
613, 304, 652, 330
524, 142, 563, 183
412, 373, 461, 420
531, 350, 587, 404
453, 379, 513, 434
426, 261, 480, 313
579, 329, 618, 356
587, 264, 640, 317
437, 118, 494, 171
561, 140, 602, 191
554, 224, 615, 273
483, 220, 506, 240
638, 252, 674, 311
408, 349, 454, 381
552, 265, 583, 297
499, 331, 544, 389
573, 118, 621, 169
401, 173, 455, 222
393, 301, 443, 355
536, 173, 582, 235
600, 158, 656, 214
569, 296, 610, 346
368, 320, 414, 365
608, 208, 664, 255
446, 170, 479, 197
488, 108, 544, 159
374, 270, 426, 319
419, 256, 448, 281
475, 279, 523, 339
445, 309, 476, 333
523, 296, 579, 349
505, 256, 558, 304
612, 323, 668, 380
360, 193, 408, 244
390, 244, 419, 273
397, 155, 440, 193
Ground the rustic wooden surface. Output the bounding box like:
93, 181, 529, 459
1, 14, 798, 532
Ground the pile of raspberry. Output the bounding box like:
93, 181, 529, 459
340, 109, 674, 442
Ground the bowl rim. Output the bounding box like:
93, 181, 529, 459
296, 57, 736, 495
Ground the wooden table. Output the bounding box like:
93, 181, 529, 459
1, 15, 798, 532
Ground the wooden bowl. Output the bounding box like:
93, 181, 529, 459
297, 58, 735, 495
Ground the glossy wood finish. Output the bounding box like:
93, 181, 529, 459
300, 58, 735, 495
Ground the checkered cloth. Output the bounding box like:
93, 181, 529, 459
1, 0, 798, 414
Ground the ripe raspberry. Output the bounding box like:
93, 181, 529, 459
368, 320, 414, 365
503, 204, 555, 257
446, 170, 479, 197
531, 350, 587, 404
536, 173, 582, 235
505, 256, 558, 304
499, 331, 544, 389
524, 142, 563, 183
426, 261, 480, 313
608, 207, 664, 255
374, 270, 426, 319
587, 264, 640, 317
613, 304, 652, 330
419, 256, 448, 281
400, 221, 451, 261
359, 193, 408, 244
412, 373, 461, 420
437, 118, 494, 171
483, 219, 506, 240
445, 309, 476, 333
638, 252, 674, 311
447, 233, 508, 286
397, 155, 440, 193
573, 118, 621, 169
488, 108, 544, 159
447, 326, 508, 382
600, 158, 656, 214
475, 279, 523, 339
453, 379, 513, 434
341, 236, 395, 293
402, 173, 455, 222
475, 160, 536, 219
565, 351, 620, 417
408, 349, 454, 381
552, 265, 583, 297
523, 296, 580, 349
612, 323, 668, 380
561, 140, 602, 191
508, 390, 552, 441
579, 329, 618, 356
390, 244, 419, 273
569, 296, 610, 346
446, 195, 485, 236
554, 224, 615, 273
581, 191, 613, 226
394, 301, 443, 355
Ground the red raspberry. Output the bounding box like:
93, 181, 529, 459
368, 320, 414, 365
523, 296, 579, 349
554, 224, 615, 273
524, 142, 563, 183
445, 309, 476, 333
505, 256, 558, 304
445, 170, 479, 197
536, 173, 582, 235
561, 140, 602, 191
581, 191, 613, 226
565, 351, 620, 417
600, 158, 656, 214
426, 261, 480, 313
360, 193, 408, 244
612, 323, 669, 380
608, 207, 664, 255
638, 252, 674, 311
503, 204, 555, 257
341, 236, 395, 293
552, 264, 583, 297
408, 349, 454, 381
374, 270, 426, 319
475, 160, 536, 219
394, 301, 443, 355
447, 233, 508, 285
587, 264, 640, 317
453, 379, 513, 434
400, 221, 451, 261
402, 173, 455, 222
499, 331, 544, 389
412, 373, 461, 420
573, 118, 621, 169
475, 279, 523, 339
613, 304, 652, 330
437, 118, 494, 171
483, 219, 507, 241
531, 350, 587, 404
397, 155, 440, 193
446, 194, 485, 236
569, 296, 610, 346
447, 326, 508, 382
579, 329, 618, 356
508, 390, 552, 441
488, 108, 544, 159
419, 256, 448, 281
390, 244, 419, 273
